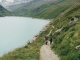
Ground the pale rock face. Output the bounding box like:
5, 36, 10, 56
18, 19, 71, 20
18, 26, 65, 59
75, 45, 80, 49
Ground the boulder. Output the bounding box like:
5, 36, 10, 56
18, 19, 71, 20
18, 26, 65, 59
75, 45, 80, 50
53, 28, 62, 36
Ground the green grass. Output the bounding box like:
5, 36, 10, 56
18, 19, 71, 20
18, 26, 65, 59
13, 0, 78, 19
51, 2, 80, 60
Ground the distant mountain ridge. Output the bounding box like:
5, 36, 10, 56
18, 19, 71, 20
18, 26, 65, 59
6, 0, 54, 11
10, 0, 78, 19
0, 0, 32, 7
0, 5, 12, 17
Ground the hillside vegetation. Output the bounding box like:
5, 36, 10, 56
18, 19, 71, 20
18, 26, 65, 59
0, 5, 12, 17
51, 1, 80, 60
12, 0, 77, 19
0, 0, 80, 60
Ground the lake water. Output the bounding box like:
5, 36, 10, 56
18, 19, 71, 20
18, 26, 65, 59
0, 16, 50, 56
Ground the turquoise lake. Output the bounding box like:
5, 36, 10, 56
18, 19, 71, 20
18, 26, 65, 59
0, 17, 50, 56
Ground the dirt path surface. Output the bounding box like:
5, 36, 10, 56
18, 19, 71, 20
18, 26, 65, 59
40, 42, 59, 60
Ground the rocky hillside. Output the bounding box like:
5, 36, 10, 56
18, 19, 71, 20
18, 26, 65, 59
0, 5, 12, 17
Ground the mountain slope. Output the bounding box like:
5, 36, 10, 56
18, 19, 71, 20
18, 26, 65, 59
51, 1, 80, 60
7, 0, 53, 11
0, 5, 12, 17
12, 0, 78, 19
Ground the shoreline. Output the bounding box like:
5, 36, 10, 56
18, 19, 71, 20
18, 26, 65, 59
3, 16, 53, 21
30, 21, 51, 43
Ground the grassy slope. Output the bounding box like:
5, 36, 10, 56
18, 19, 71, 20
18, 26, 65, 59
0, 0, 80, 60
26, 0, 77, 19
0, 5, 12, 17
51, 1, 80, 60
13, 0, 77, 19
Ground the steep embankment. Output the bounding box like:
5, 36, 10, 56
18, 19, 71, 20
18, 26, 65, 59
12, 0, 77, 19
50, 1, 80, 60
0, 0, 80, 60
0, 5, 12, 17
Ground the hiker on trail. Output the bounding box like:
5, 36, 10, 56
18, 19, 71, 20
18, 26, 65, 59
45, 35, 48, 45
50, 37, 52, 44
44, 25, 54, 45
44, 29, 53, 45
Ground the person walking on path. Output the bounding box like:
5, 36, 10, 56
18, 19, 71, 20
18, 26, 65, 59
44, 25, 54, 45
45, 35, 48, 45
49, 25, 54, 44
44, 29, 52, 45
50, 37, 53, 44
